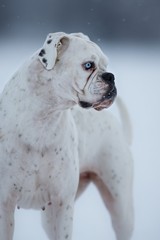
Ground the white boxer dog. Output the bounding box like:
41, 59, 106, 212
0, 32, 133, 240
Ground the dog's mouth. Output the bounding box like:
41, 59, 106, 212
79, 86, 117, 111
92, 98, 114, 111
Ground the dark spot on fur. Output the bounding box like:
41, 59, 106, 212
66, 205, 70, 210
55, 148, 59, 155
42, 206, 45, 211
47, 39, 52, 44
48, 202, 52, 206
42, 58, 47, 63
20, 88, 26, 92
112, 174, 117, 180
41, 152, 44, 157
14, 184, 18, 190
26, 146, 31, 153
65, 234, 69, 239
39, 49, 46, 57
71, 136, 75, 142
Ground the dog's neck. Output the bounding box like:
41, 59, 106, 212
25, 56, 77, 112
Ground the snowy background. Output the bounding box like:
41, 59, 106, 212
0, 0, 160, 239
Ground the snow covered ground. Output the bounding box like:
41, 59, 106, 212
0, 39, 160, 240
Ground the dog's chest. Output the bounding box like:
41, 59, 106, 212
0, 108, 78, 209
13, 143, 78, 210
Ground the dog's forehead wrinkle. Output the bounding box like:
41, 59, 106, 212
69, 37, 100, 55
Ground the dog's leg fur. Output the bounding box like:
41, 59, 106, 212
41, 199, 75, 240
77, 149, 133, 240
78, 151, 133, 240
92, 166, 134, 240
0, 199, 15, 239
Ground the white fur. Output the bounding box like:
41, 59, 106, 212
0, 32, 133, 240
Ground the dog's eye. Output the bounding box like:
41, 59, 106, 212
83, 61, 95, 71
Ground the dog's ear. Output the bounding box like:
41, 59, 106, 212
38, 32, 69, 70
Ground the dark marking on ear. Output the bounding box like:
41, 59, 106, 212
39, 49, 46, 57
47, 39, 52, 44
42, 58, 47, 64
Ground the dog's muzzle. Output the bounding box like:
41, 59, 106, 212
80, 72, 117, 111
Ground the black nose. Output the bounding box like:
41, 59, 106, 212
101, 72, 115, 84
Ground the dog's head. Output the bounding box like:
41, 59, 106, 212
38, 32, 117, 111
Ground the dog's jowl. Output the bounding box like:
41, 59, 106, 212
0, 32, 133, 240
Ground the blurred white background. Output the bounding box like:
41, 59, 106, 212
0, 0, 160, 239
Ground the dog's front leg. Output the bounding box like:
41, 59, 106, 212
41, 199, 75, 240
0, 200, 15, 240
